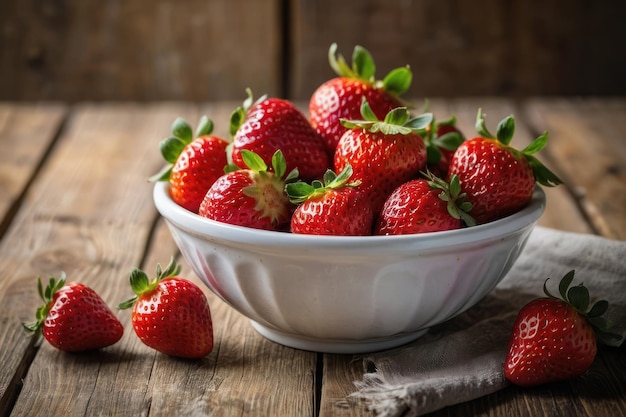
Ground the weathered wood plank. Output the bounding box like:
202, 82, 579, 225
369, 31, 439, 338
2, 103, 197, 417
523, 98, 626, 240
290, 0, 626, 100
0, 103, 66, 236
0, 0, 282, 101
3, 101, 317, 417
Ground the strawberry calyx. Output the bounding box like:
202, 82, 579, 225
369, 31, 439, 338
238, 150, 298, 225
286, 164, 360, 204
474, 108, 563, 187
118, 257, 181, 310
341, 98, 432, 135
543, 270, 624, 347
328, 43, 412, 96
23, 273, 67, 334
422, 170, 476, 227
150, 116, 218, 182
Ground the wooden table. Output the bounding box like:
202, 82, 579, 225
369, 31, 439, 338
0, 98, 624, 417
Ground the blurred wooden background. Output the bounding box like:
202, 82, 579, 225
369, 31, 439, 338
1, 0, 625, 102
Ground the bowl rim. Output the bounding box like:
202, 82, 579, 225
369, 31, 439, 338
153, 181, 546, 249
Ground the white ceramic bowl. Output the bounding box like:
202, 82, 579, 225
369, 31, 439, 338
153, 182, 545, 353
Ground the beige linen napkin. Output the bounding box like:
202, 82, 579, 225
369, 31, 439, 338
350, 226, 626, 417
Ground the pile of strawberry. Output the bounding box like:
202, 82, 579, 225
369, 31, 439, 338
154, 43, 563, 236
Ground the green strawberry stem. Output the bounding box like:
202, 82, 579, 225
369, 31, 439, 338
23, 273, 67, 334
229, 88, 267, 138
286, 164, 360, 204
150, 116, 218, 182
422, 114, 465, 165
474, 108, 563, 187
543, 270, 624, 347
341, 98, 432, 135
118, 257, 181, 310
422, 171, 476, 227
328, 43, 412, 96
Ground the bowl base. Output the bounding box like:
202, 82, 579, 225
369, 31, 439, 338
250, 321, 428, 354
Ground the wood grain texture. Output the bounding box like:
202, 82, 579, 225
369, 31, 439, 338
523, 98, 626, 240
0, 0, 281, 101
0, 103, 66, 235
0, 99, 624, 417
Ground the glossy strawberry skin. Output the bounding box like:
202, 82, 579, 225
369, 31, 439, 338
290, 187, 374, 236
334, 130, 427, 215
504, 298, 597, 387
131, 278, 213, 359
309, 78, 403, 156
199, 170, 292, 231
375, 179, 462, 235
169, 136, 229, 213
448, 137, 535, 224
231, 98, 329, 181
43, 283, 123, 352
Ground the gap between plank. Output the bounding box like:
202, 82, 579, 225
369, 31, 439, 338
279, 0, 292, 99
515, 101, 602, 236
0, 335, 41, 417
314, 353, 323, 417
0, 109, 69, 240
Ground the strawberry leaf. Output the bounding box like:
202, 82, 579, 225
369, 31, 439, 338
172, 117, 193, 144
558, 270, 576, 299
522, 132, 549, 155
195, 116, 214, 137
567, 284, 590, 312
525, 155, 563, 187
382, 66, 412, 95
328, 43, 354, 78
404, 113, 433, 131
352, 45, 376, 82
588, 299, 609, 318
360, 98, 379, 122
271, 150, 287, 178
149, 165, 173, 182
384, 107, 410, 126
475, 108, 495, 139
434, 132, 464, 151
160, 136, 187, 164
495, 115, 515, 145
241, 150, 268, 172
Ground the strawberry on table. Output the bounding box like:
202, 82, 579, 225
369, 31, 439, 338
118, 258, 213, 359
286, 164, 374, 236
448, 109, 562, 224
199, 149, 298, 231
334, 99, 431, 214
229, 89, 329, 181
504, 270, 623, 387
151, 116, 229, 213
309, 43, 413, 156
24, 273, 124, 352
375, 172, 475, 235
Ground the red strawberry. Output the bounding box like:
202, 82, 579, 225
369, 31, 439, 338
448, 109, 562, 224
229, 89, 329, 181
151, 116, 229, 213
309, 43, 412, 155
199, 150, 297, 231
334, 100, 431, 214
118, 258, 213, 359
24, 274, 123, 352
504, 270, 623, 387
375, 172, 475, 235
286, 164, 374, 236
